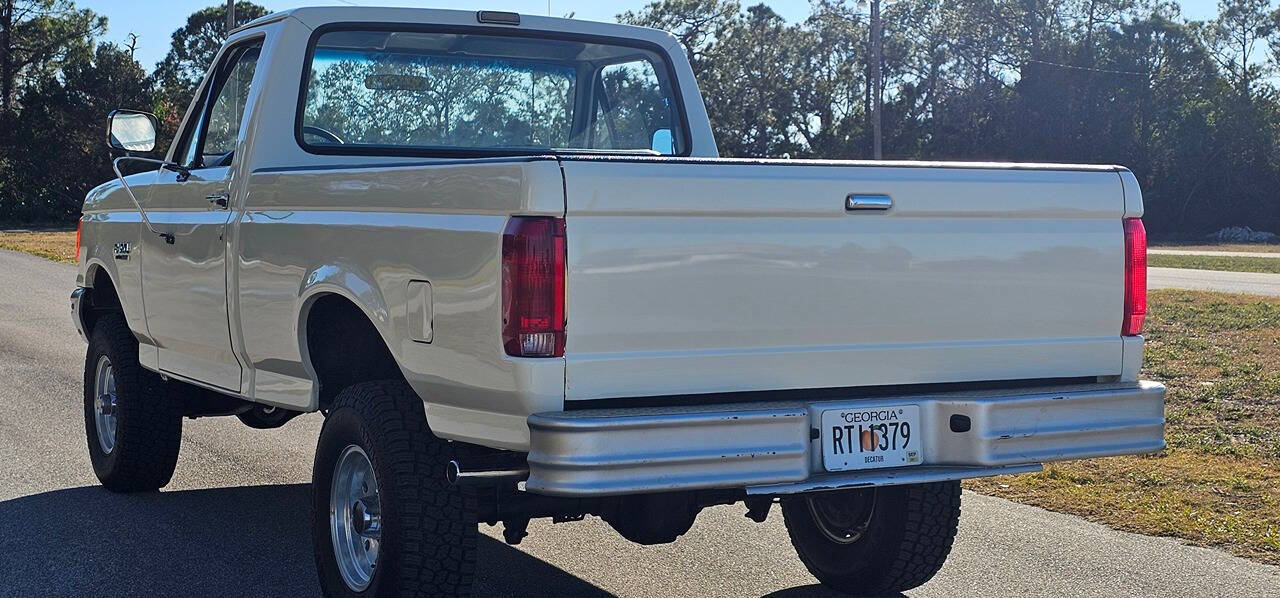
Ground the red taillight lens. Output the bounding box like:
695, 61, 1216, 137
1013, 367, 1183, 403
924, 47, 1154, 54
75, 219, 82, 260
1123, 218, 1146, 336
502, 217, 566, 357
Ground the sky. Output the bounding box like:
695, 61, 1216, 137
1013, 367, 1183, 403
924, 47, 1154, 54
83, 0, 1224, 73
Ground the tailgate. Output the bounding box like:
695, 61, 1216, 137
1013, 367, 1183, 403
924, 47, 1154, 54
559, 159, 1129, 401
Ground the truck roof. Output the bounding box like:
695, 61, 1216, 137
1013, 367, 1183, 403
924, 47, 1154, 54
235, 6, 680, 49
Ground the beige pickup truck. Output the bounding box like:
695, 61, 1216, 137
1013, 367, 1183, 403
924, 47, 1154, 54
73, 7, 1165, 597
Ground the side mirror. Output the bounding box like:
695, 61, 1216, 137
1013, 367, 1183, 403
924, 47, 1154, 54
107, 109, 159, 153
651, 128, 675, 155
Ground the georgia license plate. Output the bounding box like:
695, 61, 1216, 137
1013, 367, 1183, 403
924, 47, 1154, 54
821, 405, 923, 472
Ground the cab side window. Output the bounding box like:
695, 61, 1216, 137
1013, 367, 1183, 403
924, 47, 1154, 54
203, 46, 260, 161
590, 59, 675, 152
172, 41, 263, 169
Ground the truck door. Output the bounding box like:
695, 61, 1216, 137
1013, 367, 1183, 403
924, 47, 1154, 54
140, 39, 262, 392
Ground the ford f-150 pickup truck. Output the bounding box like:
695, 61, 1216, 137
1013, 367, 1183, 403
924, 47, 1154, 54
73, 7, 1165, 597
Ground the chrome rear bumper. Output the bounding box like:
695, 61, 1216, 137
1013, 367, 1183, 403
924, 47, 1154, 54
526, 381, 1165, 497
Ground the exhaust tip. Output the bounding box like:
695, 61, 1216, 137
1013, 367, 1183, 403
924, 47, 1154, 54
445, 458, 529, 486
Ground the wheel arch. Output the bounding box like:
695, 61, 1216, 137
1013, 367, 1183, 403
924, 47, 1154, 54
81, 260, 123, 335
296, 272, 405, 410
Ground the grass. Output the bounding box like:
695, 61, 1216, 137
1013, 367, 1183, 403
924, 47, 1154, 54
0, 230, 76, 263
968, 290, 1280, 564
1149, 253, 1280, 274
4, 230, 1279, 563
1152, 243, 1280, 254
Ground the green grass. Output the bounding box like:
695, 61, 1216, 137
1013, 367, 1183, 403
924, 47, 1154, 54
1149, 253, 1280, 274
1152, 243, 1280, 254
969, 290, 1280, 564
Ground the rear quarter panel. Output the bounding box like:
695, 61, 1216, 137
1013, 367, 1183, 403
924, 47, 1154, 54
233, 158, 566, 449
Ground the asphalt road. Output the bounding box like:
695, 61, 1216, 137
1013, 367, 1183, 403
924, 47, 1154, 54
1149, 266, 1280, 296
1, 248, 1278, 597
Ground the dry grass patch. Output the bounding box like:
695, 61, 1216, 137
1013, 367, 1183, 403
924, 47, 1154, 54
0, 230, 76, 263
967, 455, 1280, 563
968, 290, 1280, 564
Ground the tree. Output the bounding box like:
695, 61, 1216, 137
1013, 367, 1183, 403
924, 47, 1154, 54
709, 5, 805, 156
792, 1, 868, 158
0, 0, 110, 225
0, 0, 104, 123
1, 42, 151, 222
1204, 0, 1274, 99
3, 0, 1280, 235
619, 0, 740, 71
153, 1, 266, 132
622, 1, 802, 157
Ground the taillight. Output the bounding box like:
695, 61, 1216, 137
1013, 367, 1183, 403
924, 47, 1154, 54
1123, 218, 1146, 336
502, 217, 566, 357
75, 219, 82, 260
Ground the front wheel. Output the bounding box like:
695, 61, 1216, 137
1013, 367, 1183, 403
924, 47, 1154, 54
781, 481, 961, 595
312, 380, 477, 597
83, 313, 183, 492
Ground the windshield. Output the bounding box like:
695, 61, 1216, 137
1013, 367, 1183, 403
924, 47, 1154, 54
299, 29, 686, 156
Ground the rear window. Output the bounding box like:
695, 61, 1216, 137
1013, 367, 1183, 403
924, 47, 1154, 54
298, 28, 687, 156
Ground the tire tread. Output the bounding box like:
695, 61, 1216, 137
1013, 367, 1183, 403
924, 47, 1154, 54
875, 481, 962, 592
317, 380, 477, 597
783, 481, 961, 595
85, 313, 182, 492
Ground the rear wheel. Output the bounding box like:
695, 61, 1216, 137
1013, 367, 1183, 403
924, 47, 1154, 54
83, 313, 182, 492
781, 481, 961, 595
312, 380, 477, 597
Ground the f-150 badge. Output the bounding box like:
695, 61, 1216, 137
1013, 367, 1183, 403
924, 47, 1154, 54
113, 242, 130, 260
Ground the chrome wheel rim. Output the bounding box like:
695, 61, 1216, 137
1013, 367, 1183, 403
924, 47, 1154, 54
807, 489, 877, 545
330, 445, 381, 591
92, 355, 118, 454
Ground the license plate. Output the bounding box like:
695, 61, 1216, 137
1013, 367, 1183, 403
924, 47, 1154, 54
821, 405, 923, 471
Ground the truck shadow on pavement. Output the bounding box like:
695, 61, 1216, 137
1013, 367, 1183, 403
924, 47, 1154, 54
0, 483, 612, 597
762, 587, 905, 598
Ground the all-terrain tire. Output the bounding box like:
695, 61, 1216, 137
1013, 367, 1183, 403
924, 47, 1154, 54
781, 481, 961, 595
83, 313, 182, 492
313, 380, 477, 597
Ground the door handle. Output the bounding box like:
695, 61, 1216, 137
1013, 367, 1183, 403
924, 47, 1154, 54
206, 191, 229, 209
846, 194, 892, 211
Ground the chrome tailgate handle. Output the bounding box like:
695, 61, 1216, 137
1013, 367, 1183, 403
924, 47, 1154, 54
846, 194, 892, 211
